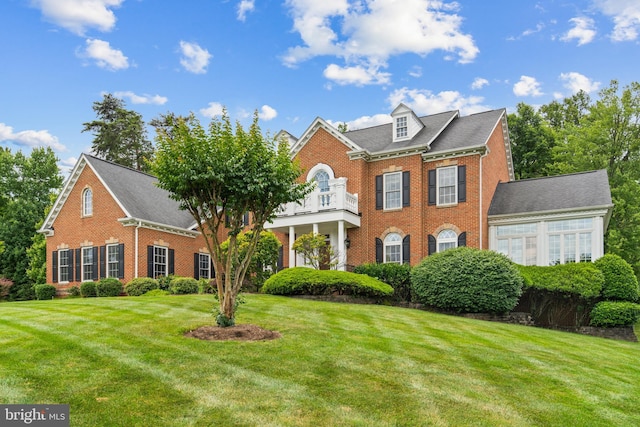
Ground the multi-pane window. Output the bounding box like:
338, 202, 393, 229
437, 229, 457, 252
59, 249, 70, 282
547, 218, 593, 264
82, 188, 93, 216
313, 170, 330, 192
107, 244, 120, 278
154, 246, 167, 278
384, 233, 402, 264
199, 253, 211, 279
82, 247, 94, 281
437, 166, 457, 205
384, 172, 402, 209
396, 116, 408, 138
496, 223, 538, 266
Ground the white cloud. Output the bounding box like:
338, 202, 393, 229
179, 41, 212, 74
471, 77, 489, 90
408, 66, 422, 78
79, 38, 129, 70
113, 91, 168, 105
31, 0, 123, 35
328, 114, 392, 131
388, 87, 490, 116
282, 0, 478, 84
259, 105, 278, 121
237, 0, 255, 21
594, 0, 640, 41
558, 72, 601, 94
561, 17, 596, 45
323, 63, 391, 86
200, 102, 224, 119
0, 123, 66, 152
513, 76, 543, 97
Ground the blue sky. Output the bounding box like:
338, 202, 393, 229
1, 0, 639, 172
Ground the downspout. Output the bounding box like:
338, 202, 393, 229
135, 220, 142, 278
479, 148, 489, 250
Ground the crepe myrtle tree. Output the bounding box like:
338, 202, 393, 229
153, 110, 312, 326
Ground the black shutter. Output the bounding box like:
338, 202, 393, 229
243, 212, 250, 226
375, 237, 383, 263
277, 246, 283, 271
458, 165, 466, 202
458, 232, 467, 247
225, 212, 230, 227
92, 247, 98, 280
194, 253, 200, 279
428, 235, 436, 255
118, 244, 125, 279
402, 235, 410, 264
169, 249, 175, 275
99, 246, 106, 278
375, 175, 383, 210
52, 251, 58, 283
147, 246, 154, 278
428, 169, 436, 205
211, 258, 216, 278
75, 248, 82, 282
402, 171, 410, 207
69, 249, 76, 282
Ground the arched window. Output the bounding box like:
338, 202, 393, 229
82, 188, 93, 217
384, 233, 402, 264
437, 229, 457, 252
313, 170, 330, 192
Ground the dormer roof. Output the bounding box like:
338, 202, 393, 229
390, 103, 425, 142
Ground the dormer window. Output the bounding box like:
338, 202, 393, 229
82, 188, 93, 217
396, 116, 408, 139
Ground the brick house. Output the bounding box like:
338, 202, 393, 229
40, 104, 613, 293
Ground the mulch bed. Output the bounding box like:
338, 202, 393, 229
184, 324, 281, 341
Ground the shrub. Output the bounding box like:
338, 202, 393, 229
125, 278, 159, 296
96, 278, 123, 297
262, 267, 393, 298
142, 289, 170, 297
353, 263, 413, 302
198, 279, 215, 294
590, 301, 640, 327
517, 263, 604, 298
170, 277, 199, 295
594, 254, 639, 302
80, 282, 97, 298
34, 284, 57, 300
156, 275, 173, 292
0, 277, 13, 300
67, 286, 81, 298
411, 247, 523, 314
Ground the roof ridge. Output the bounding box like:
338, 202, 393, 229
84, 153, 157, 179
500, 169, 605, 185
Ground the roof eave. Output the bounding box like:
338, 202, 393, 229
118, 218, 200, 238
488, 204, 614, 223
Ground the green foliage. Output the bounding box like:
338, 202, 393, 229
292, 232, 337, 270
0, 277, 13, 300
262, 267, 394, 298
518, 263, 604, 298
82, 93, 154, 171
170, 277, 200, 295
80, 282, 97, 298
353, 262, 413, 302
125, 278, 159, 296
589, 301, 640, 327
411, 247, 523, 314
26, 226, 47, 285
220, 230, 281, 291
198, 279, 215, 294
142, 289, 170, 297
508, 103, 556, 179
34, 284, 57, 300
156, 274, 173, 291
96, 278, 123, 297
152, 109, 312, 325
594, 254, 639, 302
67, 286, 81, 298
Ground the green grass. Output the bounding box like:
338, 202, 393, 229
0, 294, 639, 426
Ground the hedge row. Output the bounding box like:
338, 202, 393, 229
124, 276, 203, 296
518, 263, 604, 298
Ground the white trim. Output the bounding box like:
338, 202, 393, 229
289, 117, 363, 159
118, 217, 200, 238
436, 166, 458, 206
307, 163, 335, 182
383, 171, 402, 210
383, 233, 402, 264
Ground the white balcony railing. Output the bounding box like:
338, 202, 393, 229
276, 178, 358, 217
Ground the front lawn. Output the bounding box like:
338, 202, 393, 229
0, 294, 638, 426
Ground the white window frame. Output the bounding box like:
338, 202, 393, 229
384, 233, 402, 264
154, 246, 168, 278
313, 170, 330, 193
82, 247, 94, 282
395, 116, 408, 139
437, 229, 457, 253
547, 219, 594, 265
59, 249, 70, 283
437, 166, 457, 206
82, 188, 93, 217
199, 253, 211, 279
496, 223, 538, 266
107, 244, 120, 278
384, 172, 402, 210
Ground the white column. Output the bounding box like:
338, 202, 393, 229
337, 220, 346, 271
289, 226, 296, 268
313, 223, 319, 235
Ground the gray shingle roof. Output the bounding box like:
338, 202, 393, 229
342, 109, 505, 155
85, 155, 195, 229
488, 170, 612, 216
